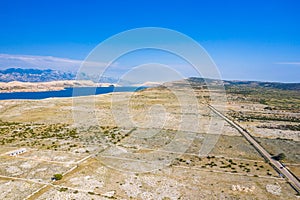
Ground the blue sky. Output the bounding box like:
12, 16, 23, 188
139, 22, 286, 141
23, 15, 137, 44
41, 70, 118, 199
0, 0, 299, 82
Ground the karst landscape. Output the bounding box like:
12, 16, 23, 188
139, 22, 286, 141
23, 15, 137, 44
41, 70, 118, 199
0, 78, 299, 199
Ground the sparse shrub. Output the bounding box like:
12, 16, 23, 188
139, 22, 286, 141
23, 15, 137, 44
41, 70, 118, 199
273, 153, 286, 161
53, 174, 63, 180
59, 187, 68, 192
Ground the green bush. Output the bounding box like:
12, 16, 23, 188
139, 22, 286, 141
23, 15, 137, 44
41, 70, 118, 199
53, 174, 63, 180
273, 153, 286, 161
59, 187, 68, 192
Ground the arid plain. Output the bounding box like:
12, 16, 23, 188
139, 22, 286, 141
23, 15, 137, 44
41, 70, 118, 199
0, 79, 299, 199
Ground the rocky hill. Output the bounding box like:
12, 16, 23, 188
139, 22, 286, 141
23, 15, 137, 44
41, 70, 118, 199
187, 77, 300, 91
0, 68, 120, 84
0, 68, 75, 82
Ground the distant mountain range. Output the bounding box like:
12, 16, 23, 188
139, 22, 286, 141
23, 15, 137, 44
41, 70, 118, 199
0, 68, 74, 82
0, 68, 299, 91
0, 68, 117, 83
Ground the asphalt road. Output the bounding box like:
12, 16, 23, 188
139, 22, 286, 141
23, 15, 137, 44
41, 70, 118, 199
208, 104, 300, 194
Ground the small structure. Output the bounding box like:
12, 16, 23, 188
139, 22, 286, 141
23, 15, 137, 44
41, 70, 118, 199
7, 148, 27, 156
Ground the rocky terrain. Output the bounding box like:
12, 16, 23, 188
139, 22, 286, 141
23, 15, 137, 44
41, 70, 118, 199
0, 80, 118, 93
0, 68, 162, 93
0, 78, 299, 199
0, 80, 99, 93
0, 68, 75, 82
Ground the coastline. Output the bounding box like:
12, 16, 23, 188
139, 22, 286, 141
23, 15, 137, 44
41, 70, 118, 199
0, 80, 117, 93
0, 86, 146, 100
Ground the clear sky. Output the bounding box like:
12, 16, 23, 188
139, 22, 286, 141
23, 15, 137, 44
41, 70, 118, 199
0, 0, 299, 82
